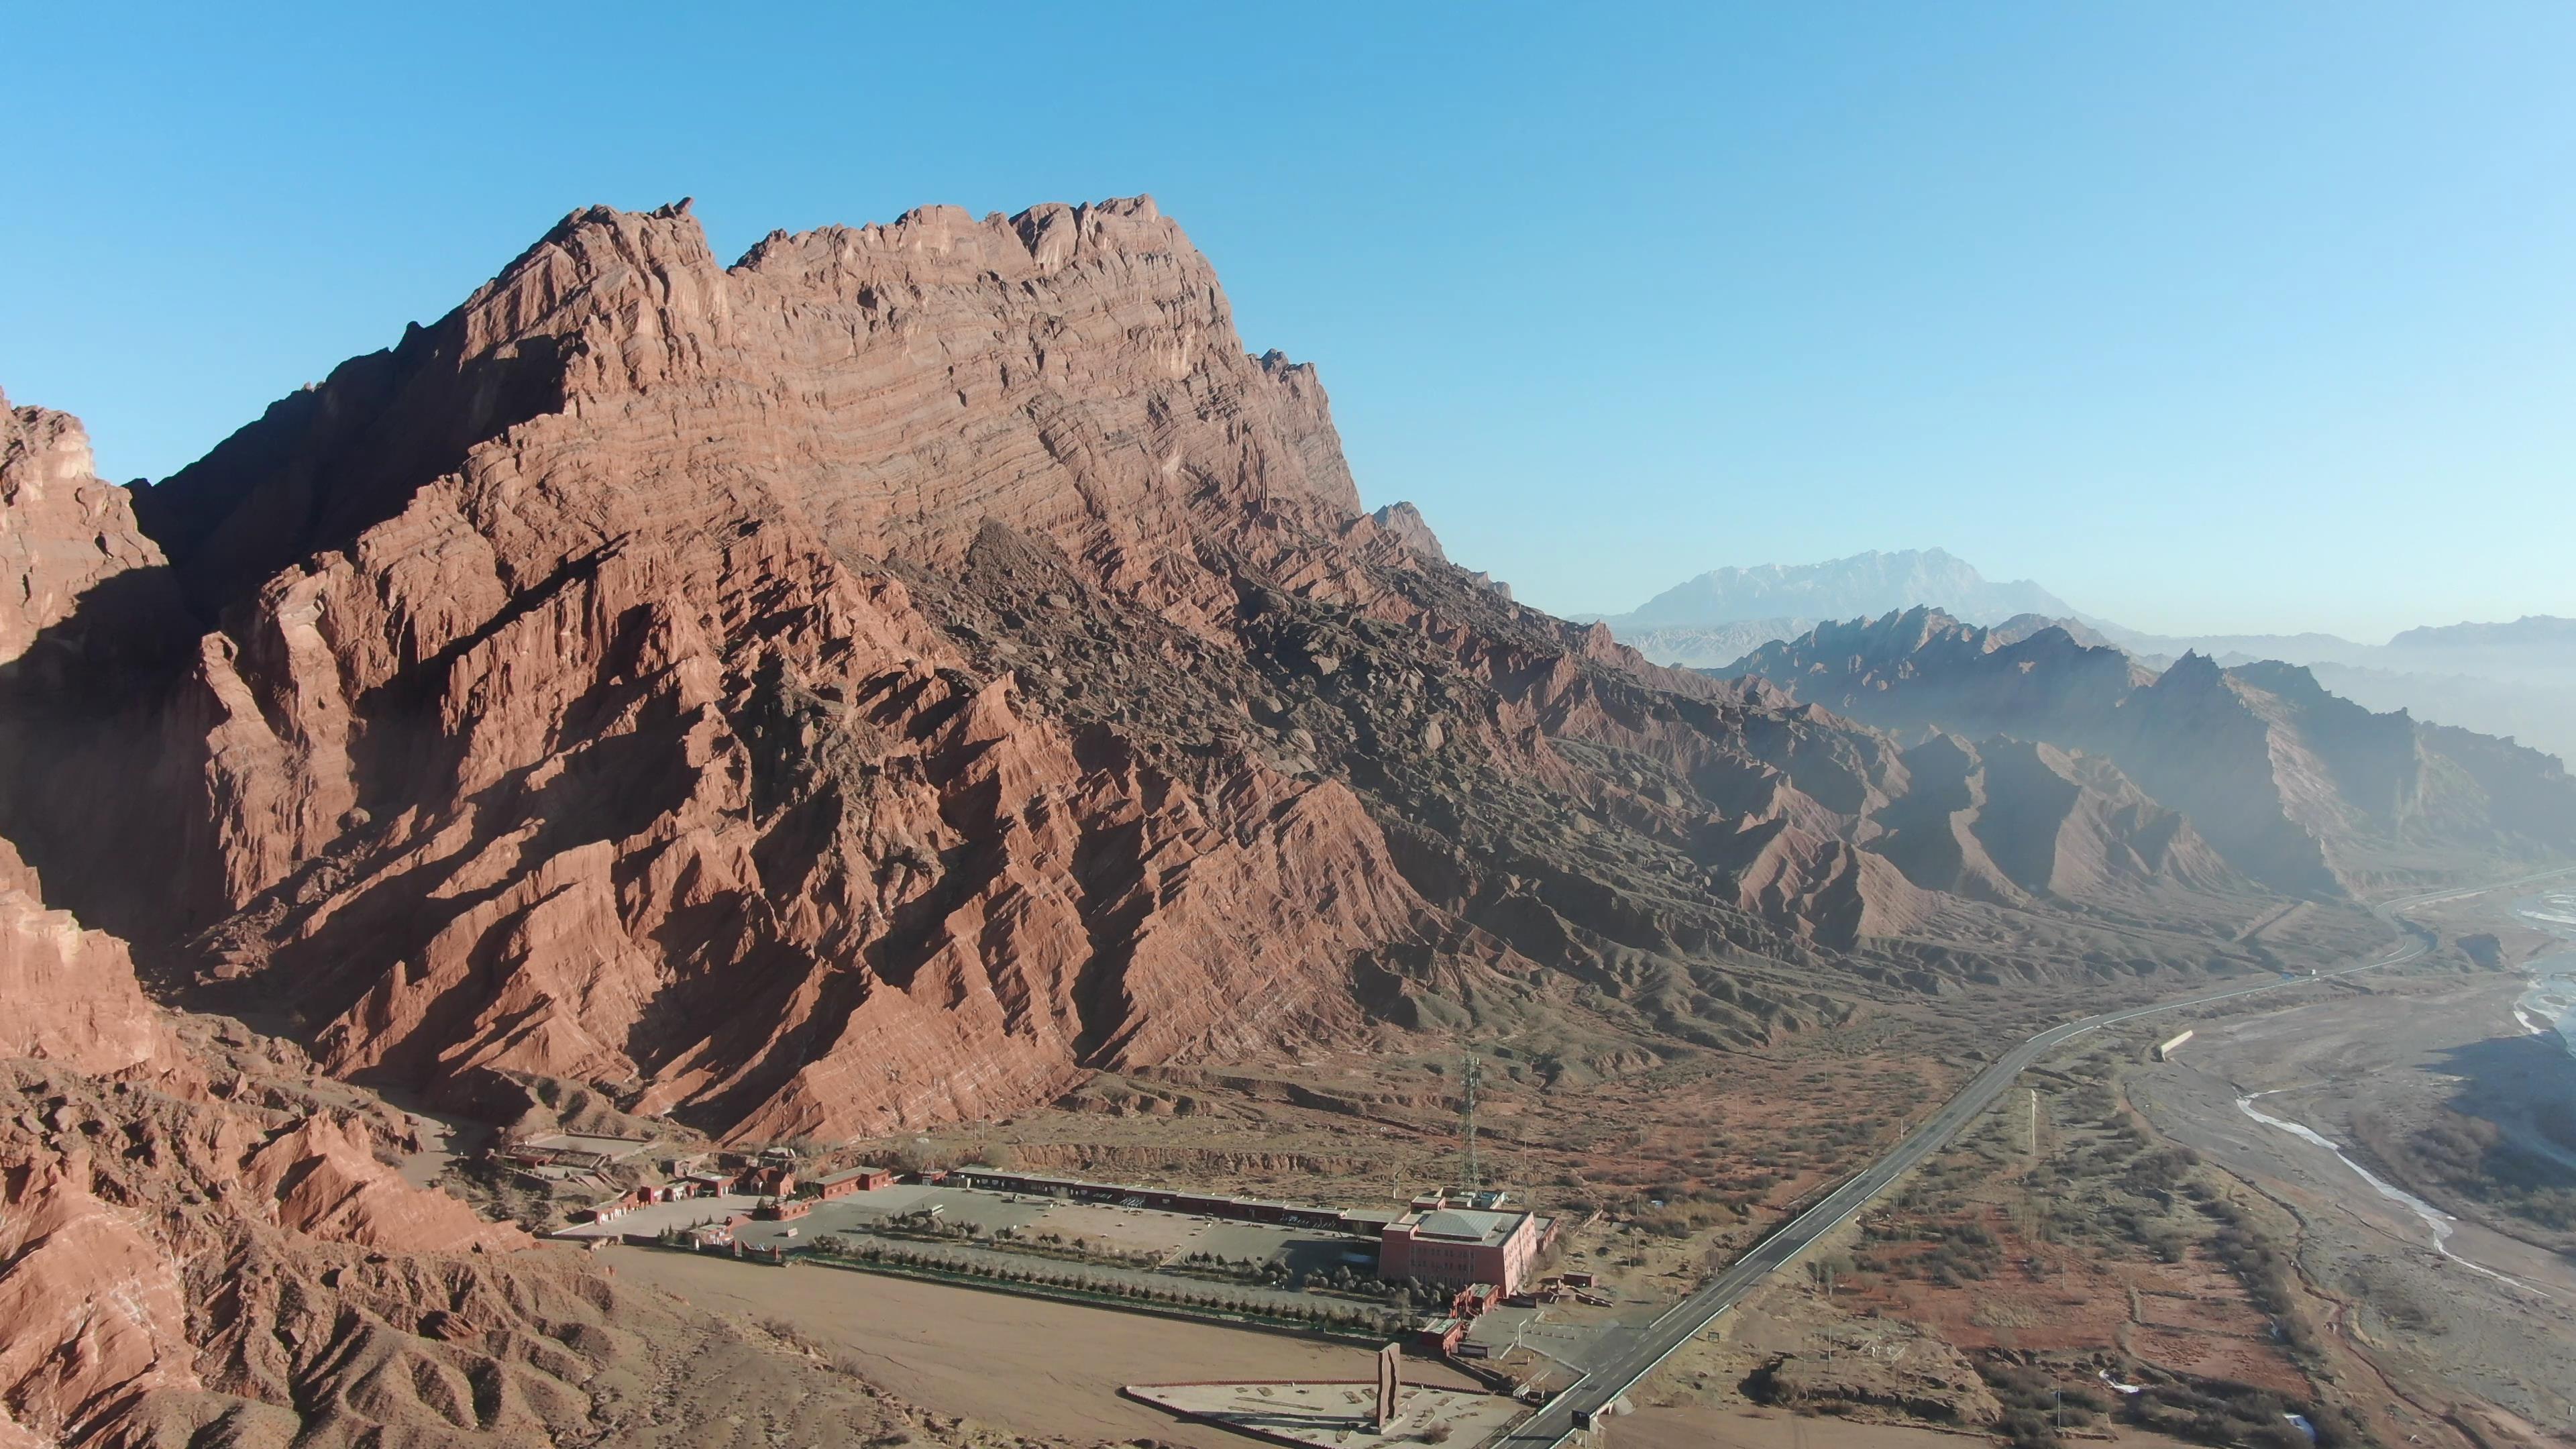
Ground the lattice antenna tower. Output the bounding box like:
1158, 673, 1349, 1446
1461, 1049, 1484, 1191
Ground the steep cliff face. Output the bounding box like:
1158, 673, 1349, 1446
0, 836, 195, 1087
1737, 610, 2576, 896
3, 200, 2319, 1149
0, 394, 174, 669
15, 198, 1964, 1137
0, 202, 1481, 1145
0, 398, 192, 970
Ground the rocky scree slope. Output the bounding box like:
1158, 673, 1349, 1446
8, 201, 2298, 1155
1733, 608, 2576, 897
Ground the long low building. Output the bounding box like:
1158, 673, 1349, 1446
810, 1166, 896, 1199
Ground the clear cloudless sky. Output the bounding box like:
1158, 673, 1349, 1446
6, 2, 2572, 639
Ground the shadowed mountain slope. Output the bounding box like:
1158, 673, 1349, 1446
1735, 608, 2576, 897
0, 199, 2461, 1154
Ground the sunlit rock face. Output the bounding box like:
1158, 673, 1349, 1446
16, 195, 2557, 1155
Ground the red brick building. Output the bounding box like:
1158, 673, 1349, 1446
810, 1166, 894, 1199
1448, 1282, 1502, 1318
1377, 1208, 1547, 1293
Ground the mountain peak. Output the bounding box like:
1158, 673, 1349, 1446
136, 194, 1361, 623
1606, 547, 2074, 631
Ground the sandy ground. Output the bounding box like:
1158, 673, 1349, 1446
1615, 1405, 1982, 1448
1125, 1382, 1520, 1447
608, 1244, 1482, 1447
1619, 1405, 2212, 1448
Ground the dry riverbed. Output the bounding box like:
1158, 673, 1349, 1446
2127, 969, 2576, 1443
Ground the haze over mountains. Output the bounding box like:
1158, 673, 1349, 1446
1597, 547, 2076, 631
1603, 549, 2576, 763
0, 195, 2570, 1445
1734, 608, 2576, 898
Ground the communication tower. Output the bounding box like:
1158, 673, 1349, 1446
1461, 1049, 1483, 1191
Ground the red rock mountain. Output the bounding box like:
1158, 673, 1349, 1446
2, 197, 2544, 1158
5, 195, 2568, 1445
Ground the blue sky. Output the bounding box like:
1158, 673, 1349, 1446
7, 3, 2571, 639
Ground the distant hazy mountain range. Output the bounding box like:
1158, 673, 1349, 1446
1599, 547, 2073, 631
1600, 550, 2576, 763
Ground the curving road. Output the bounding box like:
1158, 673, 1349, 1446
1492, 867, 2576, 1445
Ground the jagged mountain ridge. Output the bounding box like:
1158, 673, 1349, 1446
0, 199, 2365, 1154
1733, 608, 2576, 897
2387, 616, 2576, 653
1601, 542, 2576, 763
1595, 610, 2123, 677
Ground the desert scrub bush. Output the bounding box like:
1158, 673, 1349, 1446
2132, 1380, 2318, 1449
2000, 1409, 2062, 1448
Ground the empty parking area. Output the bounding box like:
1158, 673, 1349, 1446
547, 1180, 1378, 1290
731, 1185, 1359, 1269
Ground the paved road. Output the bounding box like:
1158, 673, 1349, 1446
1493, 867, 2576, 1445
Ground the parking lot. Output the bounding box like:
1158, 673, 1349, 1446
756, 1185, 1360, 1269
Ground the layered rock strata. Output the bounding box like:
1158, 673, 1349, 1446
9, 197, 2526, 1154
